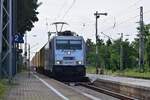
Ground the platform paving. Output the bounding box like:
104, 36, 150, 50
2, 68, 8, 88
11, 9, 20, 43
5, 72, 63, 100
87, 74, 150, 88
87, 74, 150, 99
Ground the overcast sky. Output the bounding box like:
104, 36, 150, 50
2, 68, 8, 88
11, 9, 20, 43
27, 0, 150, 56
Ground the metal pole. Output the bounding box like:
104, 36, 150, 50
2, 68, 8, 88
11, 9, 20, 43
0, 0, 3, 78
139, 6, 144, 71
94, 11, 107, 74
46, 18, 50, 41
24, 34, 27, 70
28, 44, 30, 77
95, 11, 99, 74
55, 24, 58, 35
9, 0, 13, 83
120, 33, 123, 71
13, 0, 17, 75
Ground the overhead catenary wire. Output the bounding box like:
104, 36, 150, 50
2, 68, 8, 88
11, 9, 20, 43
46, 0, 76, 32
54, 0, 143, 35
101, 9, 150, 33
101, 32, 115, 41
99, 0, 143, 36
78, 1, 146, 43
66, 0, 143, 37
99, 8, 146, 42
61, 0, 76, 20
102, 15, 140, 32
54, 0, 68, 21
48, 0, 147, 43
100, 0, 142, 25
117, 0, 142, 14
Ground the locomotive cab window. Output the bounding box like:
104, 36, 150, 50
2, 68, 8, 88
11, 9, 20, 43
56, 40, 82, 50
56, 40, 69, 49
70, 40, 82, 50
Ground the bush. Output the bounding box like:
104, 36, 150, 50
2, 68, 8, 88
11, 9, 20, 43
0, 80, 7, 99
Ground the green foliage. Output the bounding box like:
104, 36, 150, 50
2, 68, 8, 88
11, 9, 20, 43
87, 66, 150, 79
145, 24, 150, 68
86, 23, 150, 73
86, 66, 96, 74
122, 69, 150, 79
136, 24, 150, 70
17, 0, 41, 34
0, 80, 7, 99
86, 39, 96, 65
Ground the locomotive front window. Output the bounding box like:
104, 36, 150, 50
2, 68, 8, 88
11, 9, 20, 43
56, 40, 82, 50
70, 40, 82, 50
56, 40, 69, 49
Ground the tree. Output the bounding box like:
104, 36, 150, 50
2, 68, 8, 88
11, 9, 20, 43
122, 39, 137, 69
85, 23, 150, 71
86, 39, 95, 65
104, 39, 112, 69
110, 39, 120, 70
86, 39, 94, 52
144, 24, 150, 68
17, 0, 41, 34
106, 38, 112, 46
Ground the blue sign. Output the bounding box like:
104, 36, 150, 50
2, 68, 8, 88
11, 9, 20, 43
13, 34, 24, 43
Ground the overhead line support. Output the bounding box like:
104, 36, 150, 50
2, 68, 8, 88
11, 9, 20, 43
139, 6, 144, 72
0, 0, 3, 78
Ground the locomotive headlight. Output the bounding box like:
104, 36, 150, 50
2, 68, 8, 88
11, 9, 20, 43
67, 51, 71, 55
56, 61, 60, 64
56, 61, 61, 64
76, 61, 82, 65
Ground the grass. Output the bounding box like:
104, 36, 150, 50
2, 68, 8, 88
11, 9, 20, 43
0, 80, 8, 99
86, 66, 150, 79
118, 69, 150, 79
86, 66, 97, 74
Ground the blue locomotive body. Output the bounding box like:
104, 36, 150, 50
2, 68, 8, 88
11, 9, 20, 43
33, 31, 86, 78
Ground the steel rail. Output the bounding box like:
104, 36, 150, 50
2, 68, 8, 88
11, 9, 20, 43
79, 83, 136, 100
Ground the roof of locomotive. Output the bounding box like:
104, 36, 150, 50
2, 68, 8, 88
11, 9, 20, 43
50, 30, 83, 40
57, 30, 75, 36
54, 35, 83, 40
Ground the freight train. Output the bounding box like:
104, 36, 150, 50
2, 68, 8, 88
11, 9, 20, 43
31, 30, 86, 78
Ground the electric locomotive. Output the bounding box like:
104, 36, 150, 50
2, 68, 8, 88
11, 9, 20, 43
31, 22, 86, 79
50, 31, 86, 77
32, 31, 86, 78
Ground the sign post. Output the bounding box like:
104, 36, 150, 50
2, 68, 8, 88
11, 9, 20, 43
13, 33, 24, 43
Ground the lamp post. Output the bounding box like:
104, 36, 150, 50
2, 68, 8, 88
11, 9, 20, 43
28, 44, 30, 77
25, 33, 37, 77
27, 43, 38, 77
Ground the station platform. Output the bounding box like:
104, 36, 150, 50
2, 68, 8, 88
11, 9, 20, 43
87, 74, 150, 88
5, 72, 91, 100
87, 74, 150, 99
5, 72, 63, 100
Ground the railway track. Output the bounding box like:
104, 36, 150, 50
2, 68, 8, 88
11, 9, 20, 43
78, 82, 136, 100
62, 77, 137, 100
36, 72, 138, 100
43, 72, 138, 100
